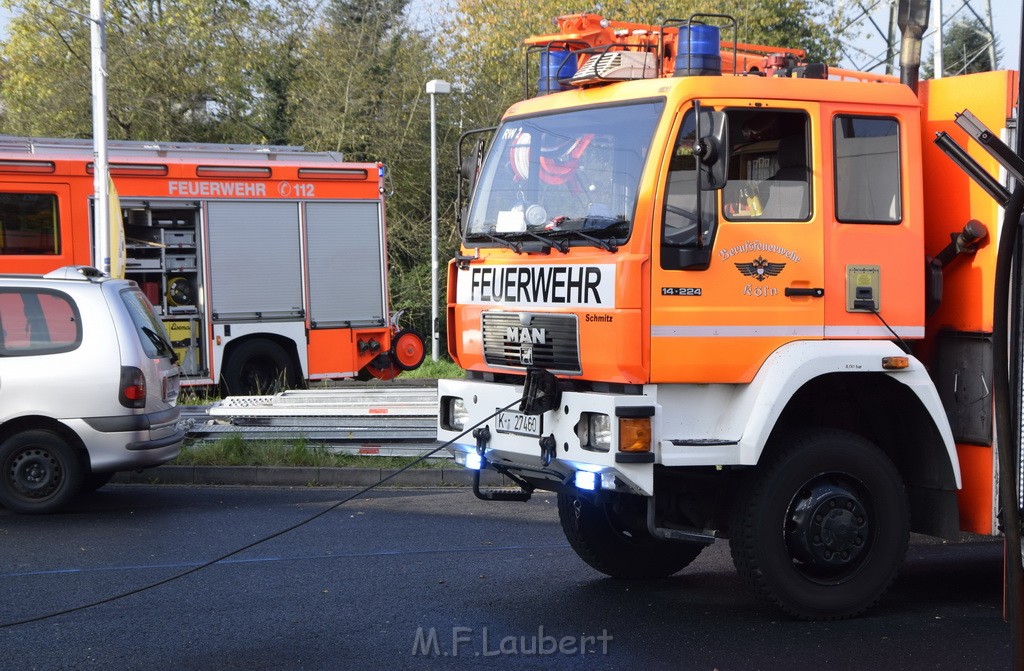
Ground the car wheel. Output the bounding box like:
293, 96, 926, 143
729, 429, 909, 620
0, 430, 84, 514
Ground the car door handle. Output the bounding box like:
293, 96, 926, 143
784, 287, 824, 297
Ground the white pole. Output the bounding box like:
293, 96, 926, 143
425, 80, 451, 362
90, 0, 110, 274
429, 90, 439, 361
932, 0, 944, 79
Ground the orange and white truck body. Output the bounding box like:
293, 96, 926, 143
0, 136, 423, 392
437, 13, 1020, 618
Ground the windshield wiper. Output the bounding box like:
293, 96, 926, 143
467, 233, 524, 254
551, 228, 618, 252
547, 217, 624, 252
515, 230, 569, 253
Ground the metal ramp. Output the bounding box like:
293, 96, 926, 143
188, 386, 445, 457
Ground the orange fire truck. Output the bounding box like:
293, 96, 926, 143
437, 7, 1023, 620
0, 136, 425, 393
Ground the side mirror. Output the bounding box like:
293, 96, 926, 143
695, 109, 729, 190
456, 128, 495, 230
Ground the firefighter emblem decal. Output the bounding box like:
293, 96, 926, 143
734, 256, 786, 281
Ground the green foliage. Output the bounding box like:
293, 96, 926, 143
0, 0, 307, 142
399, 357, 466, 379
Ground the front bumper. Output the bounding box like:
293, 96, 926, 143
437, 378, 656, 496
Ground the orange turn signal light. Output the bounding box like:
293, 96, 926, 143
882, 356, 909, 370
618, 418, 652, 453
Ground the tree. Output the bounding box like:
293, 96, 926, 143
922, 17, 1001, 78
285, 4, 448, 334
0, 0, 305, 143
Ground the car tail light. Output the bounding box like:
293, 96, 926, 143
119, 366, 147, 408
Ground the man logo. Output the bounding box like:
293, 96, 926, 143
506, 326, 547, 344
520, 345, 534, 366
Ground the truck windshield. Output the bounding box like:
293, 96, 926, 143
465, 99, 665, 247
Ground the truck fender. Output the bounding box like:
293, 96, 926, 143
734, 340, 961, 487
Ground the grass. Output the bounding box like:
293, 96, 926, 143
398, 357, 466, 379
172, 434, 449, 469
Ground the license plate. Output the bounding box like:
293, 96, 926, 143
163, 374, 180, 403
495, 410, 542, 437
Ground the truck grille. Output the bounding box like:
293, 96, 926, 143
481, 312, 580, 374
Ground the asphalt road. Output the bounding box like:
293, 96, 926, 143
0, 485, 1012, 671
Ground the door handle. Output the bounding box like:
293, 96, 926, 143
785, 287, 824, 297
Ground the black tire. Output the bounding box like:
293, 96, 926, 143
557, 491, 705, 579
221, 339, 297, 396
729, 429, 909, 620
0, 430, 84, 514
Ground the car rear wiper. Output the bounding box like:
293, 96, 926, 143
142, 326, 177, 362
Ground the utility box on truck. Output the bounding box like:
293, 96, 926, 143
0, 136, 424, 393
437, 11, 1021, 620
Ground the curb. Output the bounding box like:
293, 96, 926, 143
111, 465, 512, 488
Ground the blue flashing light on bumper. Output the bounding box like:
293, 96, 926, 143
574, 471, 597, 491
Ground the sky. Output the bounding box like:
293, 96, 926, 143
842, 0, 1022, 73
0, 1, 1020, 74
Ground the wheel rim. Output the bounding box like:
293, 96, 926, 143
394, 332, 425, 370
7, 447, 63, 501
785, 474, 873, 585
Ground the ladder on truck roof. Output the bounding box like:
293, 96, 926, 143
0, 134, 347, 163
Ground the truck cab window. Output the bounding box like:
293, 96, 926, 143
722, 110, 811, 221
834, 115, 901, 223
662, 110, 717, 248
0, 193, 59, 255
465, 100, 664, 247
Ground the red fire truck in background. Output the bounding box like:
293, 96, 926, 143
0, 136, 424, 394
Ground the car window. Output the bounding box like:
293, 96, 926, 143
0, 289, 80, 355
120, 287, 174, 359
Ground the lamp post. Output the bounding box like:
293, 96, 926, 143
426, 79, 451, 362
90, 0, 111, 275
55, 0, 111, 272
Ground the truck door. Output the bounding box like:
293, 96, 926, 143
651, 104, 825, 383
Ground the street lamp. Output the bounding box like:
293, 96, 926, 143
426, 79, 451, 362
90, 0, 112, 276
51, 0, 112, 273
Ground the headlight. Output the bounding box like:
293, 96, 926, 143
444, 396, 468, 431
577, 412, 612, 452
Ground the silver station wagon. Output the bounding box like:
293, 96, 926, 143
0, 266, 183, 513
